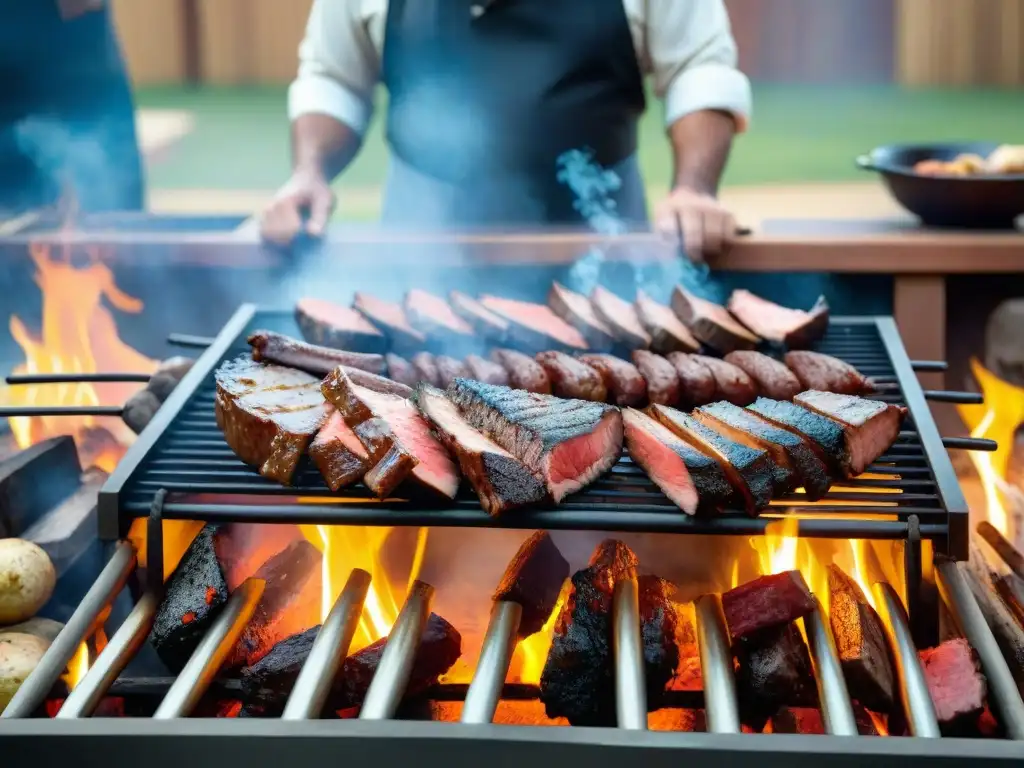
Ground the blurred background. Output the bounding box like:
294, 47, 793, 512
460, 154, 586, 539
119, 0, 1023, 223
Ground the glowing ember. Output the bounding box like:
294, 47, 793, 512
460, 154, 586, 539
0, 243, 156, 469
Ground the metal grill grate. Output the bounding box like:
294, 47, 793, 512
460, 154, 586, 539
98, 305, 968, 553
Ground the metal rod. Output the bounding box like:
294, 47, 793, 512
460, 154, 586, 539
922, 390, 984, 405
803, 599, 858, 736
153, 578, 265, 719
282, 569, 372, 720
146, 490, 167, 596
694, 594, 740, 734
56, 592, 160, 719
910, 360, 948, 372
941, 437, 998, 452
167, 333, 214, 349
1, 541, 136, 719
976, 521, 1024, 579
460, 601, 522, 725
612, 576, 647, 730
872, 582, 940, 737
359, 580, 434, 720
5, 372, 152, 385
935, 560, 1024, 740
0, 405, 124, 417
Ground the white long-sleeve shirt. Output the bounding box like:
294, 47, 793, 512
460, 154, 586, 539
288, 0, 752, 138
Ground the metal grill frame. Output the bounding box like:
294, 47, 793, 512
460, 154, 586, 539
97, 304, 969, 558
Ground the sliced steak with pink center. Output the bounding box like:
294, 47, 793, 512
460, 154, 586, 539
578, 353, 647, 407
295, 297, 387, 353
465, 354, 510, 386
449, 290, 509, 343
491, 348, 551, 394
635, 289, 699, 354
548, 281, 615, 351
747, 397, 850, 478
919, 638, 987, 734
785, 351, 873, 395
353, 292, 426, 353
671, 286, 759, 353
535, 350, 607, 402
309, 410, 370, 491
322, 367, 460, 499
727, 290, 829, 349
793, 391, 905, 475
590, 286, 651, 350
446, 378, 623, 503
724, 351, 801, 401
623, 408, 734, 514
404, 289, 479, 356
480, 295, 588, 353
416, 384, 547, 515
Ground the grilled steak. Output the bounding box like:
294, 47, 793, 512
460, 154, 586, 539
722, 570, 816, 642
747, 397, 850, 478
694, 401, 831, 499
635, 289, 700, 354
724, 350, 802, 401
690, 354, 758, 406
491, 348, 551, 394
492, 531, 570, 637
785, 351, 873, 395
411, 352, 442, 387
449, 290, 509, 343
919, 638, 987, 734
727, 290, 829, 349
649, 404, 774, 514
623, 408, 736, 514
435, 355, 469, 388
464, 354, 510, 386
248, 330, 386, 376
632, 350, 680, 406
295, 297, 387, 353
353, 292, 426, 353
215, 357, 330, 484
480, 295, 589, 353
590, 285, 651, 350
671, 286, 759, 353
578, 353, 647, 406
794, 391, 906, 475
322, 368, 460, 499
404, 289, 478, 355
535, 350, 607, 401
665, 352, 717, 407
415, 384, 547, 516
309, 410, 370, 491
447, 378, 623, 503
548, 281, 616, 351
385, 353, 419, 389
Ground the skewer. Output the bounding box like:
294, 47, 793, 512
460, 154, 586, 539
941, 437, 998, 452
153, 578, 265, 719
923, 390, 984, 405
1, 541, 137, 719
56, 592, 160, 719
282, 569, 372, 720
976, 521, 1024, 579
694, 593, 740, 734
802, 598, 858, 736
910, 360, 948, 373
461, 601, 523, 724
872, 582, 940, 737
612, 575, 647, 730
0, 405, 123, 417
167, 333, 215, 349
5, 372, 152, 385
359, 580, 434, 720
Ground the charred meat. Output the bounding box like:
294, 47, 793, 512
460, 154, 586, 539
747, 397, 850, 478
464, 354, 510, 386
919, 638, 988, 735
385, 353, 420, 389
665, 352, 717, 408
249, 330, 386, 376
353, 292, 427, 353
722, 571, 816, 643
435, 355, 470, 388
449, 290, 509, 343
404, 289, 478, 355
690, 354, 758, 406
411, 352, 443, 388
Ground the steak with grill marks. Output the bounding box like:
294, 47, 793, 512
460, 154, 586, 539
623, 408, 736, 514
724, 351, 802, 401
535, 350, 607, 401
411, 352, 442, 387
415, 384, 547, 516
435, 355, 470, 388
464, 354, 509, 386
590, 286, 651, 350
727, 290, 829, 349
578, 353, 647, 406
793, 391, 906, 475
747, 397, 851, 478
632, 350, 680, 406
446, 379, 623, 503
666, 352, 717, 407
689, 354, 758, 406
309, 410, 370, 491
404, 289, 478, 355
649, 404, 774, 514
480, 295, 589, 353
385, 353, 419, 389
491, 348, 551, 394
322, 367, 460, 499
671, 286, 759, 353
694, 401, 831, 499
249, 330, 386, 375
353, 292, 426, 353
449, 290, 509, 343
634, 289, 700, 354
548, 281, 616, 351
215, 356, 330, 484
295, 297, 388, 353
785, 351, 873, 395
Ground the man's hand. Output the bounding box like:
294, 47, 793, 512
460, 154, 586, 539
653, 186, 737, 263
259, 167, 335, 246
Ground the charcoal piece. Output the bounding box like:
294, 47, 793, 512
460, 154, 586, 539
827, 564, 895, 712
295, 297, 388, 353
492, 531, 570, 637
240, 613, 462, 714
721, 570, 815, 643
122, 389, 161, 434
919, 638, 987, 736
737, 622, 817, 725
150, 525, 229, 674
769, 707, 825, 735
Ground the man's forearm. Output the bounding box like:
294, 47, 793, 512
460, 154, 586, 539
668, 110, 736, 197
291, 114, 362, 180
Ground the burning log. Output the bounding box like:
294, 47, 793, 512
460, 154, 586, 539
0, 435, 81, 537
961, 544, 1024, 695
768, 707, 825, 735
492, 531, 569, 638
21, 466, 108, 575
995, 574, 1024, 628
827, 564, 896, 712
721, 570, 815, 643
977, 521, 1024, 580
736, 621, 818, 726
918, 638, 988, 736
239, 612, 462, 714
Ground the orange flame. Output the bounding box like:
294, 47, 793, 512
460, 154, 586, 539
63, 641, 90, 690
513, 581, 570, 684
0, 243, 157, 469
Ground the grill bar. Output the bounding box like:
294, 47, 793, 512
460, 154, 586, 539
613, 576, 647, 730
461, 602, 523, 724
694, 594, 740, 734
804, 599, 858, 736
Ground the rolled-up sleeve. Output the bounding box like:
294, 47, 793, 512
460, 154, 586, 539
646, 0, 752, 132
287, 0, 380, 136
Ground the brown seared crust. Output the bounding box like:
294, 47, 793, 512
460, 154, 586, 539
634, 289, 700, 354
308, 412, 370, 491
632, 350, 680, 406
724, 351, 802, 401
249, 330, 386, 375
362, 444, 418, 498
294, 297, 388, 353
342, 367, 414, 398
784, 351, 873, 395
671, 286, 759, 353
535, 351, 608, 402
785, 296, 830, 348
690, 355, 758, 406
411, 352, 443, 388
577, 353, 648, 407
491, 348, 552, 394
665, 353, 717, 407
590, 286, 651, 350
548, 281, 616, 352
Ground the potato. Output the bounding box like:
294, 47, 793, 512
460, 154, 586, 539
0, 539, 56, 625
0, 632, 50, 713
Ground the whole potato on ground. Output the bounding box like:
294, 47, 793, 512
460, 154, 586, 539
0, 539, 56, 625
0, 632, 50, 713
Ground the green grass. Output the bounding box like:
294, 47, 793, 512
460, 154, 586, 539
137, 84, 1024, 194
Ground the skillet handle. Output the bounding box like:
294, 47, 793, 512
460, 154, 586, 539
855, 154, 877, 171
